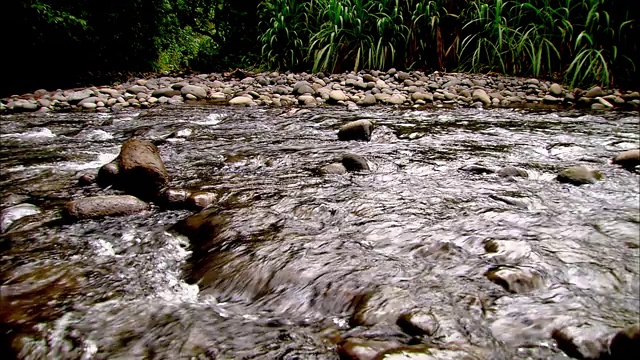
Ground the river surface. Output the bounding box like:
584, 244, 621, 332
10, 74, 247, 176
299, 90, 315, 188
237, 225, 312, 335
0, 105, 638, 359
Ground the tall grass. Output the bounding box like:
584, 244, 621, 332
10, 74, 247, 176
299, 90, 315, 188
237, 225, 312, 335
257, 0, 638, 87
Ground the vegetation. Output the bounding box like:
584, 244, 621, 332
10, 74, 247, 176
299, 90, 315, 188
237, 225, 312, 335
2, 0, 637, 96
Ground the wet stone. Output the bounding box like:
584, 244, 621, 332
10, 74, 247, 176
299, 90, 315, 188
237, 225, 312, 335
65, 195, 149, 220
608, 324, 640, 359
485, 266, 544, 294
338, 120, 373, 141
556, 166, 603, 185
459, 164, 495, 174
552, 324, 610, 360
396, 310, 440, 337
337, 337, 403, 360
498, 166, 528, 178
341, 153, 370, 172
612, 149, 640, 170
319, 163, 347, 175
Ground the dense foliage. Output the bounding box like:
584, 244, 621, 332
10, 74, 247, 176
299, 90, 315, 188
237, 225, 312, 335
2, 0, 637, 96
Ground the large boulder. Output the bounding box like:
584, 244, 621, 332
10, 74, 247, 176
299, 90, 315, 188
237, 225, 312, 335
65, 195, 149, 220
338, 120, 373, 141
608, 324, 639, 358
118, 139, 169, 200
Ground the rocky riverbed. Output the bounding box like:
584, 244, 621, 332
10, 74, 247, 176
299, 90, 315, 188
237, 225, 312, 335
2, 69, 640, 113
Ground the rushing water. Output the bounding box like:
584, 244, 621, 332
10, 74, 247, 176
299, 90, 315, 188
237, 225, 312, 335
0, 105, 638, 359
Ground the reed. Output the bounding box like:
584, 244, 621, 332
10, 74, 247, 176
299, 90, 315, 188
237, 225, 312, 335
257, 0, 637, 87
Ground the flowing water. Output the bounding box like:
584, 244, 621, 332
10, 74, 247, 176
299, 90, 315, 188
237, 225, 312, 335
0, 105, 638, 359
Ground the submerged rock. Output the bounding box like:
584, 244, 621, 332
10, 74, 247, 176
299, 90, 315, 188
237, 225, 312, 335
319, 163, 347, 175
485, 265, 543, 294
556, 166, 603, 185
396, 310, 440, 337
459, 164, 495, 174
0, 203, 41, 233
497, 166, 528, 178
612, 149, 640, 170
65, 195, 149, 220
608, 324, 640, 358
341, 154, 370, 171
337, 337, 403, 360
552, 324, 610, 360
338, 120, 374, 141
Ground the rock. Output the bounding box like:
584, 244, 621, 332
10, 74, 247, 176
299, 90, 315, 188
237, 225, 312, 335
552, 324, 610, 360
9, 99, 39, 111
411, 92, 433, 102
293, 81, 315, 95
550, 83, 563, 96
342, 154, 369, 171
152, 87, 180, 98
337, 337, 403, 360
608, 324, 640, 358
78, 174, 95, 186
319, 163, 347, 175
118, 139, 170, 200
338, 120, 373, 141
67, 89, 95, 103
160, 188, 191, 208
543, 94, 563, 103
181, 85, 207, 99
187, 192, 218, 209
498, 166, 528, 178
126, 85, 148, 95
472, 89, 491, 105
459, 164, 495, 174
556, 166, 602, 185
298, 95, 316, 106
1, 203, 41, 233
485, 265, 543, 293
329, 90, 348, 102
65, 195, 149, 220
351, 287, 416, 326
396, 310, 440, 337
81, 102, 97, 110
358, 94, 377, 106
386, 94, 405, 105
612, 149, 640, 169
363, 74, 375, 82
97, 160, 120, 187
229, 96, 253, 105
591, 103, 606, 110
585, 86, 604, 98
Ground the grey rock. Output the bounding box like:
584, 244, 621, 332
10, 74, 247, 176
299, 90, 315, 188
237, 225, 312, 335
498, 166, 528, 178
187, 192, 218, 209
319, 163, 347, 175
126, 85, 148, 95
181, 85, 207, 99
338, 120, 373, 141
557, 166, 602, 185
329, 90, 348, 102
363, 74, 375, 82
358, 94, 377, 106
472, 89, 491, 105
585, 86, 604, 97
152, 87, 181, 98
81, 102, 97, 109
293, 81, 315, 95
550, 83, 563, 96
459, 164, 495, 174
160, 188, 191, 207
67, 89, 95, 103
597, 97, 613, 108
65, 195, 149, 220
543, 94, 563, 103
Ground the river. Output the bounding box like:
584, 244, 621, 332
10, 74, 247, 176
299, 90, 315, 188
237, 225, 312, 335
1, 105, 638, 359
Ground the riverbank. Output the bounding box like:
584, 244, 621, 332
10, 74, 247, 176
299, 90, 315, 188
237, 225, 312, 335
2, 70, 640, 114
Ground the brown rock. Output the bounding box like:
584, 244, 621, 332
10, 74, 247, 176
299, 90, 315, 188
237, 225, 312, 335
118, 139, 169, 199
65, 195, 149, 219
